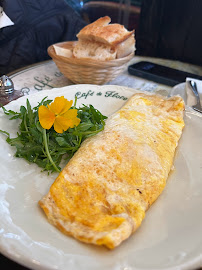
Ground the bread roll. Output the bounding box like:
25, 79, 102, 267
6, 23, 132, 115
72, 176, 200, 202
73, 16, 135, 60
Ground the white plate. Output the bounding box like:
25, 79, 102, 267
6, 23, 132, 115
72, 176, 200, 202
0, 85, 202, 270
171, 82, 202, 109
170, 83, 187, 103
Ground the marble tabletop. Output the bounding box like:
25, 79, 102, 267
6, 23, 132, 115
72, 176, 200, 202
6, 55, 202, 103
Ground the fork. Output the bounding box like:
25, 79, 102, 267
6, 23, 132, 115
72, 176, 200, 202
188, 80, 202, 113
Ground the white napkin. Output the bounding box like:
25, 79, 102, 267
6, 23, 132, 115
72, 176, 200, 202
185, 77, 202, 106
53, 45, 72, 58
0, 10, 14, 29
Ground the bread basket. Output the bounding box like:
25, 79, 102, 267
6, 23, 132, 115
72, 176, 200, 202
48, 41, 134, 85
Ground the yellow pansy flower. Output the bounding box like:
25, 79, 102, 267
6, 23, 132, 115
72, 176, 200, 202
38, 96, 80, 133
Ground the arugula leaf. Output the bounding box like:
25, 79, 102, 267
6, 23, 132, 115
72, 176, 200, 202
0, 97, 107, 173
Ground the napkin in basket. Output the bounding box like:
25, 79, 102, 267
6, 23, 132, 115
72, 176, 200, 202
53, 45, 72, 58
185, 77, 202, 106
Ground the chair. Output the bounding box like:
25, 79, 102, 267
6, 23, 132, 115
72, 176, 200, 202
80, 0, 141, 31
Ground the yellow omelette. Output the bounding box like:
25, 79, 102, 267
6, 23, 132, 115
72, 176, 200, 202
39, 93, 185, 249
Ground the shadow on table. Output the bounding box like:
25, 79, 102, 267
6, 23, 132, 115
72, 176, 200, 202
0, 253, 30, 270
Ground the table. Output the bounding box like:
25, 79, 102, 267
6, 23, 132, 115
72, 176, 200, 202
1, 56, 202, 270
6, 56, 202, 100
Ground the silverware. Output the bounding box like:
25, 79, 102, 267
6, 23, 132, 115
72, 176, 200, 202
188, 80, 202, 113
0, 75, 14, 96
0, 75, 23, 106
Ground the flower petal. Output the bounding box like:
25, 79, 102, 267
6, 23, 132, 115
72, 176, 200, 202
60, 99, 73, 115
38, 105, 55, 129
63, 109, 78, 119
72, 117, 81, 127
53, 115, 72, 133
63, 109, 81, 128
48, 96, 73, 115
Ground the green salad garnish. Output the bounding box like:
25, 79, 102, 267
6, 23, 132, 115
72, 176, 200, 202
0, 96, 107, 173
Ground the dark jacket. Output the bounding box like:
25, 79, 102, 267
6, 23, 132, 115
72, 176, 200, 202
136, 0, 202, 66
0, 0, 86, 75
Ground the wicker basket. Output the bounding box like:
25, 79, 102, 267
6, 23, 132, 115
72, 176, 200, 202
48, 41, 134, 85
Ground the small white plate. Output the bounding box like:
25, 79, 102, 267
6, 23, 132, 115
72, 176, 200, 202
0, 85, 202, 270
170, 83, 186, 102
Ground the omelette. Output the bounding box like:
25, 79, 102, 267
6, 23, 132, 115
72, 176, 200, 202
39, 93, 185, 249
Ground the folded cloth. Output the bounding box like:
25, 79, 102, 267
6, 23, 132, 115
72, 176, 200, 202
185, 77, 202, 106
0, 10, 14, 29
53, 45, 73, 58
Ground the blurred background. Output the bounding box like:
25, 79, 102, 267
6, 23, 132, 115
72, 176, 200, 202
1, 0, 202, 76
66, 0, 202, 67
68, 0, 141, 31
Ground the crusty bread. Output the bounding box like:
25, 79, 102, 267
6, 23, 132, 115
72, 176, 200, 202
76, 16, 134, 45
73, 16, 135, 60
73, 39, 116, 61
116, 35, 135, 59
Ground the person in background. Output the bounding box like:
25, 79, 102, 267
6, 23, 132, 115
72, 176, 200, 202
136, 0, 202, 66
0, 0, 86, 75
